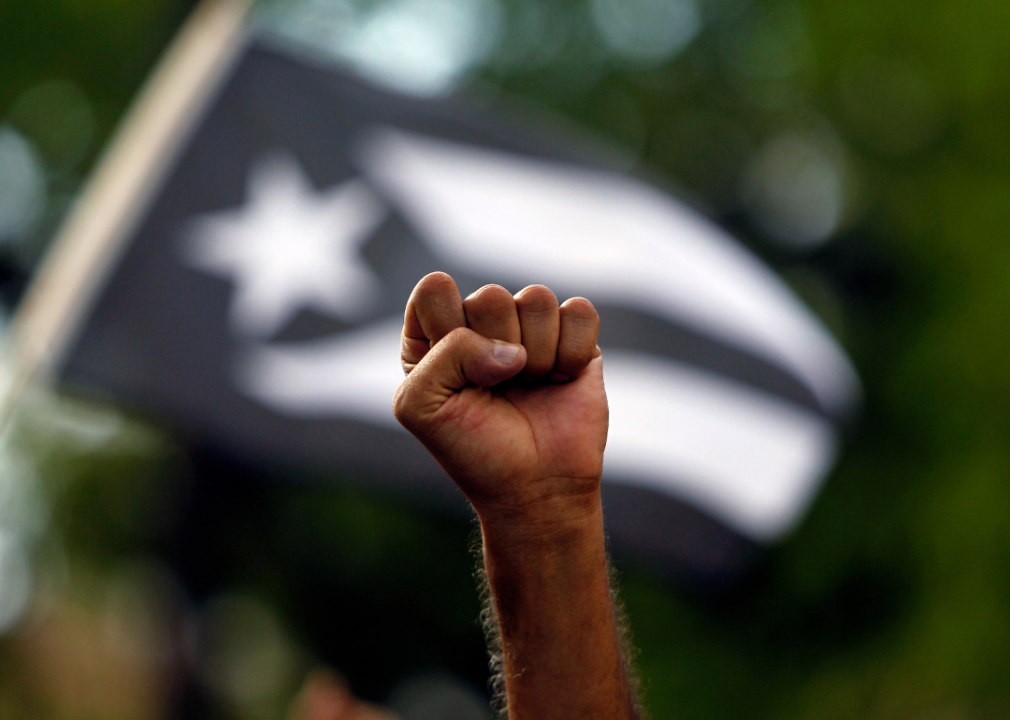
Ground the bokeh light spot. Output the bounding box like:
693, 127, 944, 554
742, 131, 846, 248
262, 0, 502, 96
0, 127, 47, 242
0, 531, 32, 633
590, 0, 701, 65
196, 593, 300, 712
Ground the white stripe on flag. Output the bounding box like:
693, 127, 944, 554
602, 351, 834, 540
356, 128, 859, 416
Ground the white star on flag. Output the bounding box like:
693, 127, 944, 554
185, 152, 388, 337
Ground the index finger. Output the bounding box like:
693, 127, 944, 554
402, 272, 466, 373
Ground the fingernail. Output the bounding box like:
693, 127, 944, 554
549, 372, 571, 383
493, 342, 520, 364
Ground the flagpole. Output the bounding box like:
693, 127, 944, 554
0, 0, 255, 429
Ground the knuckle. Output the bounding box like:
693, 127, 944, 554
416, 271, 455, 293
440, 326, 477, 357
471, 283, 510, 298
392, 382, 412, 423
444, 326, 472, 345
392, 376, 430, 433
412, 272, 460, 310
515, 284, 558, 312
560, 296, 598, 320
465, 285, 515, 313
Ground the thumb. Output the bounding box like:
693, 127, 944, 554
393, 327, 526, 430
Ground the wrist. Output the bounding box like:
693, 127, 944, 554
474, 482, 604, 556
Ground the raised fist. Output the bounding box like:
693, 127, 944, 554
392, 272, 608, 518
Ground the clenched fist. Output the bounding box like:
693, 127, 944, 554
392, 272, 608, 517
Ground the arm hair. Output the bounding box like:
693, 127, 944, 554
470, 525, 648, 720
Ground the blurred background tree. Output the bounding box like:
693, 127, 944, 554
2, 0, 1010, 718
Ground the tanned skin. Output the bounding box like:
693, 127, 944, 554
393, 272, 640, 720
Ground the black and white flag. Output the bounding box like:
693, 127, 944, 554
16, 8, 858, 576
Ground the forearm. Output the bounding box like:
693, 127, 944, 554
394, 274, 628, 716
476, 488, 640, 720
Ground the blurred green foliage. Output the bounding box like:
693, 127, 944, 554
4, 0, 1010, 717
